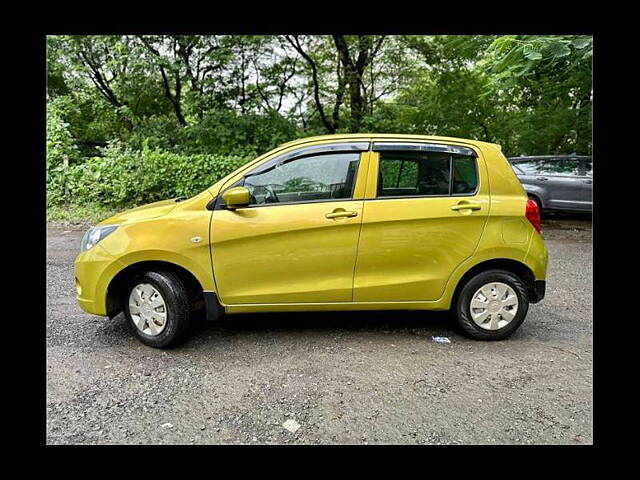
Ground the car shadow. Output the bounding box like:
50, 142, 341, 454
191, 309, 454, 337
98, 308, 546, 349
96, 309, 456, 348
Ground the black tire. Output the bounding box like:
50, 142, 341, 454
454, 269, 529, 340
124, 270, 192, 348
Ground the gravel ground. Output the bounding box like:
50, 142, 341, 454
46, 215, 592, 445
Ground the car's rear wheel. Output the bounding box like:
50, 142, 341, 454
454, 269, 529, 340
124, 270, 191, 348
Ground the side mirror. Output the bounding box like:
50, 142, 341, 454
222, 186, 251, 210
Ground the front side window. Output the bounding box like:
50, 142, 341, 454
243, 152, 360, 205
377, 151, 477, 197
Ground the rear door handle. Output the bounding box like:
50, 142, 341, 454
325, 210, 358, 219
537, 177, 548, 181
584, 179, 593, 184
451, 203, 482, 211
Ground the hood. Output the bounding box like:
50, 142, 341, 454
98, 198, 179, 225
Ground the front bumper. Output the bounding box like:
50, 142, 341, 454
74, 244, 122, 316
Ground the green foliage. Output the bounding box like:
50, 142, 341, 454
47, 97, 79, 167
177, 109, 299, 155
47, 203, 121, 224
481, 35, 592, 90
47, 143, 250, 211
47, 98, 81, 208
123, 109, 299, 157
46, 34, 592, 220
393, 35, 592, 156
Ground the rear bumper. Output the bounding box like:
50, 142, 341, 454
530, 280, 546, 303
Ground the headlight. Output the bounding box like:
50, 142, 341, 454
80, 225, 119, 252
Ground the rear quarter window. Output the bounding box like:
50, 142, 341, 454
452, 156, 478, 194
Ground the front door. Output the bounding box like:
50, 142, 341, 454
211, 147, 368, 305
353, 142, 489, 302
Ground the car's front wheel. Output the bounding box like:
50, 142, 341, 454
454, 269, 529, 340
124, 270, 191, 348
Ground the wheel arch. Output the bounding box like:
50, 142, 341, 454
105, 260, 204, 319
451, 258, 537, 308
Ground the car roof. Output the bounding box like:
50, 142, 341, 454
277, 133, 501, 151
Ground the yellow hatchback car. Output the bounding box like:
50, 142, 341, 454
75, 134, 548, 348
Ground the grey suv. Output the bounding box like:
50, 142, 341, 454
508, 155, 592, 213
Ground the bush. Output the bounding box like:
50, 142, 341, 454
176, 109, 299, 155
47, 98, 80, 169
47, 143, 252, 212
124, 109, 300, 157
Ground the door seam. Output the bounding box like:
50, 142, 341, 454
349, 151, 371, 301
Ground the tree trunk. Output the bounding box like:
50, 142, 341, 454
284, 35, 336, 134
159, 67, 187, 127
333, 35, 382, 133
138, 36, 187, 127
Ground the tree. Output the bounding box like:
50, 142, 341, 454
252, 36, 299, 114
137, 35, 189, 126
480, 35, 593, 154
284, 35, 339, 134
332, 35, 386, 132
47, 34, 593, 161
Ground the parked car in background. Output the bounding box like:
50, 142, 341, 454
507, 155, 592, 213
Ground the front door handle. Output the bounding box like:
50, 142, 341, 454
325, 210, 358, 219
451, 203, 482, 212
537, 177, 549, 181
584, 179, 593, 184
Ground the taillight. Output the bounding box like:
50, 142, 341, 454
526, 199, 541, 233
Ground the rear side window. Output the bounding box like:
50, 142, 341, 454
377, 151, 477, 198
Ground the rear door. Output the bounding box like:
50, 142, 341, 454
353, 141, 489, 302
